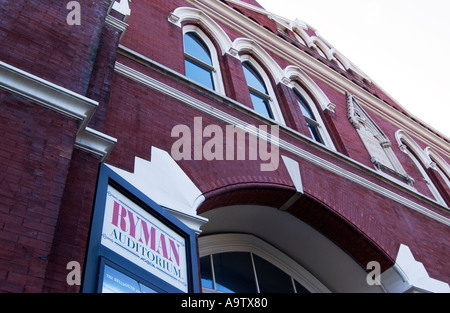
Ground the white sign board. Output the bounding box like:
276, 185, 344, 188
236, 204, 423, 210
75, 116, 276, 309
101, 185, 188, 292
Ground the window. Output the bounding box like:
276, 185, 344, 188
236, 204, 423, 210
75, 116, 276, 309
200, 252, 310, 293
292, 27, 309, 47
242, 61, 274, 120
333, 56, 347, 71
396, 130, 447, 206
293, 88, 324, 144
183, 28, 225, 94
184, 31, 215, 90
314, 45, 327, 59
425, 147, 450, 189
400, 142, 446, 205
284, 67, 336, 150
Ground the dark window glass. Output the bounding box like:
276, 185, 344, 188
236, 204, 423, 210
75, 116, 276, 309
294, 280, 310, 293
243, 62, 267, 94
200, 252, 312, 293
250, 93, 273, 119
212, 252, 258, 293
293, 88, 324, 144
306, 121, 323, 143
184, 32, 215, 90
200, 256, 214, 290
243, 61, 273, 119
185, 59, 214, 90
184, 32, 213, 66
252, 254, 295, 293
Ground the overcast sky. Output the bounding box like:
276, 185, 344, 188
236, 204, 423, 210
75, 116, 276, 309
256, 0, 450, 139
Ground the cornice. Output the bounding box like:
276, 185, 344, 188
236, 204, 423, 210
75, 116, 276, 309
185, 0, 450, 158
105, 14, 128, 40
0, 61, 97, 126
75, 127, 117, 160
0, 60, 117, 161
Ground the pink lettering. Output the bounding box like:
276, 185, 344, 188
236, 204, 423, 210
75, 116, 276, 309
169, 239, 180, 266
110, 199, 181, 267
111, 201, 128, 232
126, 210, 141, 239
157, 233, 168, 260
138, 220, 156, 252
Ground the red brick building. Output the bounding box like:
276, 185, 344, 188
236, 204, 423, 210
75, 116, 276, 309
0, 0, 449, 293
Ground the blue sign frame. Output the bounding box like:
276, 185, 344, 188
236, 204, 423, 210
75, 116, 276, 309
82, 163, 200, 293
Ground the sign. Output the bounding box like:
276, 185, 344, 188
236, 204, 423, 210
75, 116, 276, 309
101, 185, 188, 292
82, 164, 200, 293
101, 264, 157, 293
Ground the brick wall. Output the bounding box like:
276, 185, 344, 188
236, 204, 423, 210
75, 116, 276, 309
0, 91, 78, 292
0, 0, 122, 292
0, 0, 110, 95
42, 149, 100, 293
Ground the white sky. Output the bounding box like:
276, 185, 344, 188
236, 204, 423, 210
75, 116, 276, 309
256, 0, 450, 139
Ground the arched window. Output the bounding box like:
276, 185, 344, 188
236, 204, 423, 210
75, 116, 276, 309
293, 87, 324, 144
183, 28, 224, 93
292, 26, 310, 47
333, 56, 347, 71
198, 234, 325, 293
284, 66, 336, 151
242, 61, 273, 120
241, 58, 285, 124
200, 251, 309, 293
184, 32, 215, 89
311, 38, 330, 60
425, 147, 450, 189
396, 131, 447, 206
314, 45, 327, 59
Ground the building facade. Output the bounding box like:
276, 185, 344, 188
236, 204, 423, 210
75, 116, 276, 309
0, 0, 449, 293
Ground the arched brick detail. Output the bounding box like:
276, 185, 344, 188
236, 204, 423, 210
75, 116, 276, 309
198, 183, 394, 272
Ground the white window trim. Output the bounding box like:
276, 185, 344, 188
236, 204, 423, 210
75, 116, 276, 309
425, 147, 450, 189
332, 51, 351, 70
198, 233, 330, 293
169, 7, 233, 56
292, 82, 335, 149
434, 165, 450, 190
283, 65, 335, 113
396, 130, 447, 207
312, 41, 330, 59
240, 54, 286, 125
292, 26, 311, 47
232, 37, 286, 85
183, 25, 226, 96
